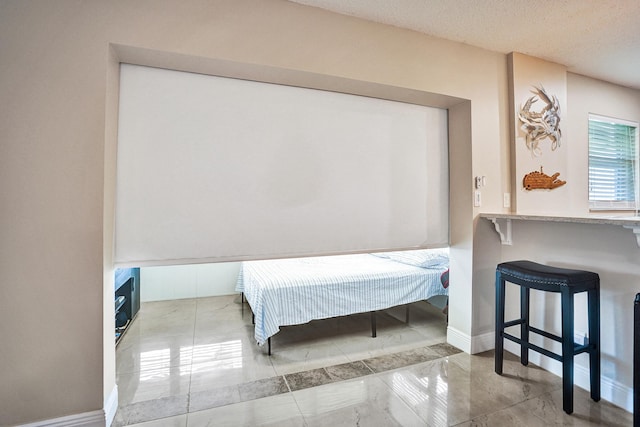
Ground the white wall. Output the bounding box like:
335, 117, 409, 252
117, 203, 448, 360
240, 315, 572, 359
141, 263, 241, 302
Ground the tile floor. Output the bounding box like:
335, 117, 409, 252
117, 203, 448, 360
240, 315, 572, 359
114, 295, 632, 426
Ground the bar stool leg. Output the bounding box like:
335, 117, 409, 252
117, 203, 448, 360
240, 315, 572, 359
561, 288, 575, 414
588, 286, 601, 402
371, 311, 377, 338
495, 271, 505, 375
521, 286, 530, 366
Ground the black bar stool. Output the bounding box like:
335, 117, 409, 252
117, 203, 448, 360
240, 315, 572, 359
494, 260, 601, 414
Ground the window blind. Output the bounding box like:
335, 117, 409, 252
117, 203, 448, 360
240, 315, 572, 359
114, 64, 449, 266
588, 114, 638, 210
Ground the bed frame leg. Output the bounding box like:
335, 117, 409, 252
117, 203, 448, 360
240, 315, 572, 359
371, 311, 377, 337
406, 304, 410, 324
268, 337, 271, 356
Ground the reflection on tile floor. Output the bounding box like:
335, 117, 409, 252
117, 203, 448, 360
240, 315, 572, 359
115, 295, 632, 426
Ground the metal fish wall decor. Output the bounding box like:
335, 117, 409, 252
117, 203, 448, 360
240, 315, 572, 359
523, 166, 566, 190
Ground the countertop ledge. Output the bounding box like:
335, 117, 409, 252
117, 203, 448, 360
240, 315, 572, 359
480, 213, 640, 226
479, 213, 640, 246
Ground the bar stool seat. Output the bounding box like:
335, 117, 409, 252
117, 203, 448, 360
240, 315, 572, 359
494, 260, 601, 414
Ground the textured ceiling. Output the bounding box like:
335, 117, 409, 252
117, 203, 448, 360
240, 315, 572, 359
289, 0, 640, 90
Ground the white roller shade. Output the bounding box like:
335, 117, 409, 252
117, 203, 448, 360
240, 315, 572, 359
115, 64, 448, 266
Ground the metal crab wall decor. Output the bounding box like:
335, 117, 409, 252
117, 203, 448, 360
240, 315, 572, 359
518, 85, 562, 157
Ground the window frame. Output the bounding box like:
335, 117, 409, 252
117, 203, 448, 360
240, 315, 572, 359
588, 113, 639, 211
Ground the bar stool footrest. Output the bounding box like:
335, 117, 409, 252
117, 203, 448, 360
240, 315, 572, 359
503, 332, 563, 362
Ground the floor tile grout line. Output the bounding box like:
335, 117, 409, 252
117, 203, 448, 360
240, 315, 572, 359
320, 366, 337, 386
281, 374, 292, 393
187, 299, 198, 401
288, 377, 312, 427
361, 359, 375, 374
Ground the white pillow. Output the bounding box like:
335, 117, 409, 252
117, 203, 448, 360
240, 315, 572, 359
375, 249, 449, 269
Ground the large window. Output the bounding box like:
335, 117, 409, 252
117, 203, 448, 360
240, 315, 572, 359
588, 114, 639, 211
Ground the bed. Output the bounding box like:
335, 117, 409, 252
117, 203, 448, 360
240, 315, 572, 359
235, 249, 449, 354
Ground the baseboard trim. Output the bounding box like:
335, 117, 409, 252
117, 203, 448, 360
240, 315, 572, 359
447, 325, 471, 353
18, 410, 105, 427
105, 385, 118, 427
470, 331, 494, 354
447, 326, 495, 355
18, 385, 118, 427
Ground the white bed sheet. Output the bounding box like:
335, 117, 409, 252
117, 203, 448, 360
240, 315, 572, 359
235, 253, 448, 345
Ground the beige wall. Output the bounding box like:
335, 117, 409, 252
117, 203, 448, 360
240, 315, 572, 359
0, 1, 505, 423
566, 73, 640, 215
4, 0, 637, 424
509, 53, 569, 215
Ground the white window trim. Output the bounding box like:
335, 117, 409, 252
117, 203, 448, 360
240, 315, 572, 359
588, 113, 639, 212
